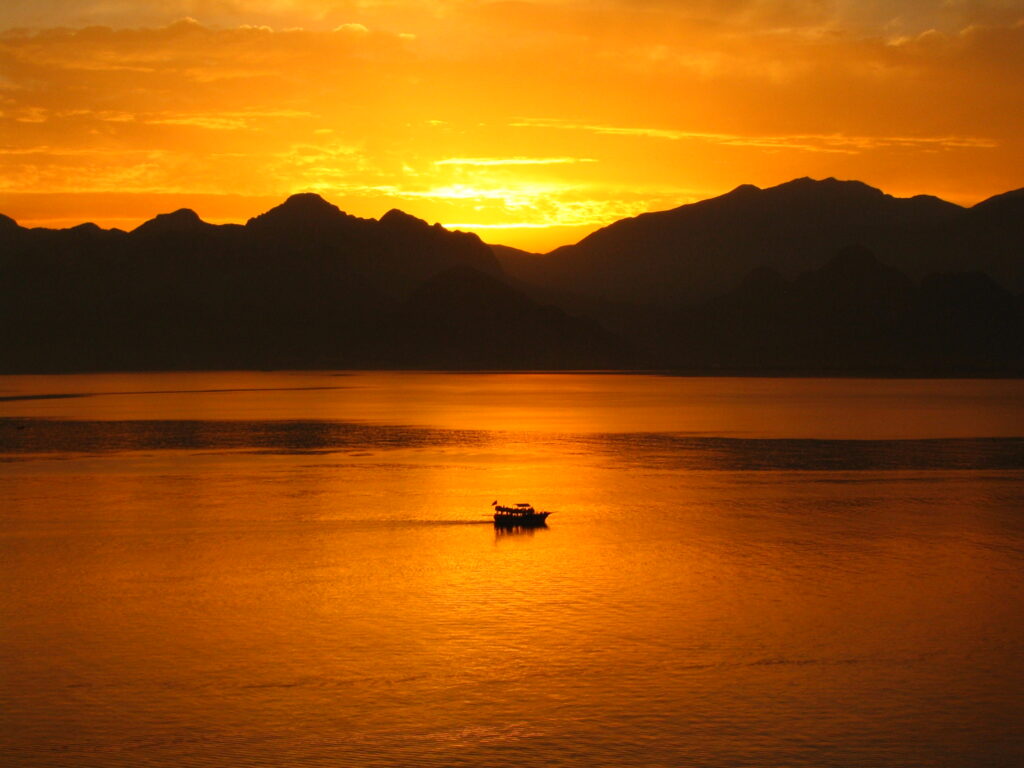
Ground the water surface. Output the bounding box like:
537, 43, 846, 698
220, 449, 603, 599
2, 372, 1023, 767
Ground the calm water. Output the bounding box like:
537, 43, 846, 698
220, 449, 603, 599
2, 372, 1023, 767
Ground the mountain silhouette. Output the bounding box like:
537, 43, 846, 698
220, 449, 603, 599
379, 265, 633, 369
0, 196, 624, 372
245, 193, 501, 296
495, 177, 1023, 305
664, 246, 1023, 374
247, 192, 346, 230
132, 208, 215, 236
1, 182, 1021, 374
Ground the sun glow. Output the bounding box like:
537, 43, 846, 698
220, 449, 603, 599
1, 3, 1021, 248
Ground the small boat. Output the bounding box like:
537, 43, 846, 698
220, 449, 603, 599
491, 501, 550, 527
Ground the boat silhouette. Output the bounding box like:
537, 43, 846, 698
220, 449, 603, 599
491, 501, 550, 528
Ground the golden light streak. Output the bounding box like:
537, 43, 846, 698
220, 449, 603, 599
511, 119, 1001, 153
435, 157, 598, 167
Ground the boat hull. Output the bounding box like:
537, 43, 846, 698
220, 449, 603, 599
493, 511, 550, 528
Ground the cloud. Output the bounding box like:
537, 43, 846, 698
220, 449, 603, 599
147, 109, 315, 131
375, 181, 701, 230
333, 23, 369, 35
511, 119, 1000, 154
581, 0, 1023, 35
434, 157, 597, 166
1, 1, 1020, 37
147, 115, 251, 131
1, 9, 1022, 248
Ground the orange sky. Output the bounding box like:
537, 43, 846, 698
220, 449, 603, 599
1, 1, 1022, 250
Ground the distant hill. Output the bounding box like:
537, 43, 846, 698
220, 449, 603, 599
663, 246, 1024, 374
0, 196, 630, 372
2, 180, 1021, 374
494, 177, 1024, 305
376, 265, 634, 369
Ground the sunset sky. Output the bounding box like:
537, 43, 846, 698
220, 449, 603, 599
1, 0, 1021, 250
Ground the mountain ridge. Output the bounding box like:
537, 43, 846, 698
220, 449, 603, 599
1, 180, 1021, 374
0, 197, 628, 372
663, 246, 1023, 374
495, 177, 1019, 306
